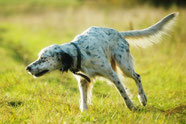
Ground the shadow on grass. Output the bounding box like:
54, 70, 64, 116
8, 101, 23, 107
135, 104, 186, 115
165, 104, 186, 115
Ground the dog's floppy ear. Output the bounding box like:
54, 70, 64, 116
60, 51, 73, 72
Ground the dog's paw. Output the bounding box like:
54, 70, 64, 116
125, 99, 136, 111
80, 104, 88, 112
130, 106, 137, 111
138, 93, 147, 106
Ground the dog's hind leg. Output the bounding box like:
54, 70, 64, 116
74, 75, 93, 112
96, 62, 136, 110
115, 52, 147, 106
132, 72, 147, 106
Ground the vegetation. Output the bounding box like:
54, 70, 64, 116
0, 1, 185, 123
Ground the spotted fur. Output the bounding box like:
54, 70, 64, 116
26, 13, 178, 112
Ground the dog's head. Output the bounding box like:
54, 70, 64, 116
26, 44, 73, 77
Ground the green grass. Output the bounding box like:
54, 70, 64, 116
0, 3, 185, 124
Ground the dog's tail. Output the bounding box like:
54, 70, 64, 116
120, 12, 179, 48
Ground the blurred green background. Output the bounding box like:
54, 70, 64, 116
0, 0, 185, 123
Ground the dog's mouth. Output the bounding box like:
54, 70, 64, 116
34, 70, 49, 77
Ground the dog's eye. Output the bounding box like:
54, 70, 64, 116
40, 57, 46, 61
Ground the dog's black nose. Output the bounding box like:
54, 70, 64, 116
26, 66, 32, 71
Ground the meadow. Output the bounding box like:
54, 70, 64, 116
0, 1, 185, 123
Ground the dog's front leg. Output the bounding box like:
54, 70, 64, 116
79, 78, 88, 112
74, 75, 91, 112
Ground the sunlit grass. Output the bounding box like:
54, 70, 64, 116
0, 4, 185, 123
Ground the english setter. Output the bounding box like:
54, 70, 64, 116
26, 13, 178, 111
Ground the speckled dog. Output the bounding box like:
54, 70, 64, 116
26, 13, 178, 112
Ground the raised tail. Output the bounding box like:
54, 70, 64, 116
120, 12, 179, 48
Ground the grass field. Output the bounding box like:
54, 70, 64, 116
0, 1, 185, 123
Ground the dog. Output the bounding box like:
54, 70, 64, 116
26, 12, 178, 112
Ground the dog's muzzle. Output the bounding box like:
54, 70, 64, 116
34, 70, 49, 77
26, 66, 49, 77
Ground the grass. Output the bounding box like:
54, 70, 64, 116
0, 2, 185, 124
